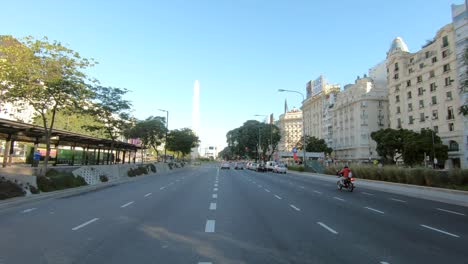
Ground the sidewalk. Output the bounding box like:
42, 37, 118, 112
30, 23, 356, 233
288, 170, 468, 208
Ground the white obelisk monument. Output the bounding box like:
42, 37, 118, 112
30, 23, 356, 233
191, 80, 200, 159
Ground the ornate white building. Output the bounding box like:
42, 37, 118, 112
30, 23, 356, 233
277, 107, 302, 153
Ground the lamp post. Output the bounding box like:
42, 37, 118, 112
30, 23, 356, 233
158, 109, 169, 163
254, 114, 273, 160
278, 89, 307, 166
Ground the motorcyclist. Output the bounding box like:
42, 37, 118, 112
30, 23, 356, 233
338, 165, 352, 186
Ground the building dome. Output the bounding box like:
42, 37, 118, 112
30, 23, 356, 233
388, 37, 409, 54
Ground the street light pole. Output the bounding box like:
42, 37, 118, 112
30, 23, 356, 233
278, 89, 306, 167
159, 109, 169, 163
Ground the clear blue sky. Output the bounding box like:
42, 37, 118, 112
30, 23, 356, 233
1, 0, 462, 149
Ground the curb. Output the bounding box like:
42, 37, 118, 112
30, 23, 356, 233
0, 167, 185, 211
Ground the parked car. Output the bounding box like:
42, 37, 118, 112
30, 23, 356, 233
221, 162, 230, 169
256, 162, 266, 172
265, 161, 277, 171
273, 164, 288, 174
234, 162, 245, 170
249, 162, 257, 170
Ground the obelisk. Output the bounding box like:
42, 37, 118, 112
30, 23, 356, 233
191, 80, 200, 159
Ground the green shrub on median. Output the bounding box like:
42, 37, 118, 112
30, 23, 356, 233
127, 166, 149, 177
288, 165, 304, 172
0, 179, 25, 200
37, 169, 87, 192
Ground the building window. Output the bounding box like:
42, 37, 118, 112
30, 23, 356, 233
432, 109, 438, 120
407, 91, 412, 99
397, 118, 402, 128
445, 76, 453, 86
410, 57, 414, 63
430, 82, 437, 92
420, 113, 425, 122
394, 62, 399, 71
418, 87, 424, 96
449, 122, 454, 131
447, 106, 455, 120
408, 103, 413, 112
449, 140, 459, 151
395, 84, 401, 91
442, 36, 449, 48
432, 57, 437, 63
432, 96, 437, 105
396, 95, 400, 103
443, 64, 450, 72
442, 49, 449, 58
409, 116, 414, 125
397, 106, 401, 114
429, 70, 435, 78
417, 75, 422, 83
409, 68, 414, 74
425, 51, 430, 58
446, 91, 453, 101
434, 126, 438, 133
407, 80, 412, 87
394, 73, 399, 80
419, 100, 424, 108
419, 63, 424, 69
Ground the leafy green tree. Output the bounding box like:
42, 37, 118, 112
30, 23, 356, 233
125, 116, 167, 158
166, 128, 200, 158
371, 128, 406, 164
0, 36, 95, 175
296, 136, 332, 154
218, 146, 235, 161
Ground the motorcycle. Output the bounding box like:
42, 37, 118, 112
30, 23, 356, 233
336, 172, 355, 192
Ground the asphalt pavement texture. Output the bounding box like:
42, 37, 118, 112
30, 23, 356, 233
0, 164, 467, 264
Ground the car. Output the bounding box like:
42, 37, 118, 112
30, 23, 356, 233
256, 162, 266, 172
249, 162, 257, 170
265, 161, 277, 171
273, 164, 287, 174
234, 162, 245, 170
221, 162, 230, 169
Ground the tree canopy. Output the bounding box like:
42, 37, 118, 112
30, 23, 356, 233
296, 136, 332, 154
125, 116, 167, 156
166, 128, 200, 158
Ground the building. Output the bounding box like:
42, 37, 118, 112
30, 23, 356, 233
277, 107, 303, 153
302, 76, 340, 143
452, 3, 468, 168
386, 24, 463, 167
332, 62, 389, 161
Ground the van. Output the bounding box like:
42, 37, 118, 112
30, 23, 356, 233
265, 161, 277, 171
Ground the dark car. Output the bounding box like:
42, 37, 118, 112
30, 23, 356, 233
256, 163, 266, 172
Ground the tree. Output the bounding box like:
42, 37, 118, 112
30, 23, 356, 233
218, 146, 234, 161
83, 85, 133, 156
125, 116, 167, 158
296, 136, 332, 154
166, 128, 200, 158
0, 36, 95, 175
371, 128, 406, 164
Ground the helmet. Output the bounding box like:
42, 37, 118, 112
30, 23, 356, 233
344, 165, 349, 168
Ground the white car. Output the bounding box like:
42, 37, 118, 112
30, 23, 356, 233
221, 162, 230, 169
265, 161, 277, 171
273, 164, 287, 174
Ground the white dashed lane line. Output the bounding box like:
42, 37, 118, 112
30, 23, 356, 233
313, 190, 322, 194
289, 204, 301, 211
361, 192, 374, 196
333, 197, 345, 202
21, 208, 37, 213
365, 207, 385, 214
420, 224, 460, 238
160, 186, 166, 190
121, 201, 134, 208
317, 222, 338, 235
198, 262, 212, 264
144, 193, 152, 197
214, 184, 218, 187
212, 194, 218, 199
72, 218, 99, 231
436, 208, 465, 216
209, 203, 217, 210
274, 195, 282, 200
264, 189, 271, 193
389, 198, 407, 203
380, 262, 390, 264
299, 186, 305, 189
205, 220, 215, 233
213, 188, 218, 192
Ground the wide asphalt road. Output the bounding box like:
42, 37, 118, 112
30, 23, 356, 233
0, 164, 467, 264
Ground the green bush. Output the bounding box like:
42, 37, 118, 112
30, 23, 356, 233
288, 165, 305, 172
38, 169, 88, 192
99, 175, 109, 182
127, 166, 149, 177
0, 180, 25, 200
29, 184, 39, 194
148, 164, 157, 173
406, 168, 426, 186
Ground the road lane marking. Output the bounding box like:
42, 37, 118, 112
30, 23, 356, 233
258, 185, 263, 188
333, 197, 345, 202
213, 188, 218, 191
209, 203, 217, 210
265, 189, 271, 192
420, 224, 459, 238
169, 182, 174, 185
212, 194, 218, 199
299, 186, 305, 189
198, 262, 212, 264
317, 222, 338, 235
176, 179, 180, 182
289, 204, 301, 211
380, 262, 390, 264
390, 198, 407, 203
313, 190, 322, 194
205, 220, 215, 232
72, 218, 99, 231
21, 208, 37, 213
365, 207, 385, 214
436, 208, 465, 216
160, 186, 166, 190
361, 192, 374, 196
274, 195, 282, 200
214, 184, 218, 187
121, 201, 135, 208
144, 193, 152, 197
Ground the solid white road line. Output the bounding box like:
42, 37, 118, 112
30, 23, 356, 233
333, 197, 345, 202
361, 192, 374, 196
213, 188, 218, 191
436, 208, 465, 216
144, 193, 152, 197
72, 218, 99, 231
21, 208, 37, 213
212, 194, 218, 199
160, 186, 166, 190
290, 204, 301, 211
265, 189, 271, 192
313, 190, 322, 194
205, 220, 215, 233
420, 224, 459, 238
365, 207, 385, 214
317, 222, 338, 235
209, 203, 217, 210
274, 195, 282, 200
121, 201, 134, 208
390, 198, 407, 203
